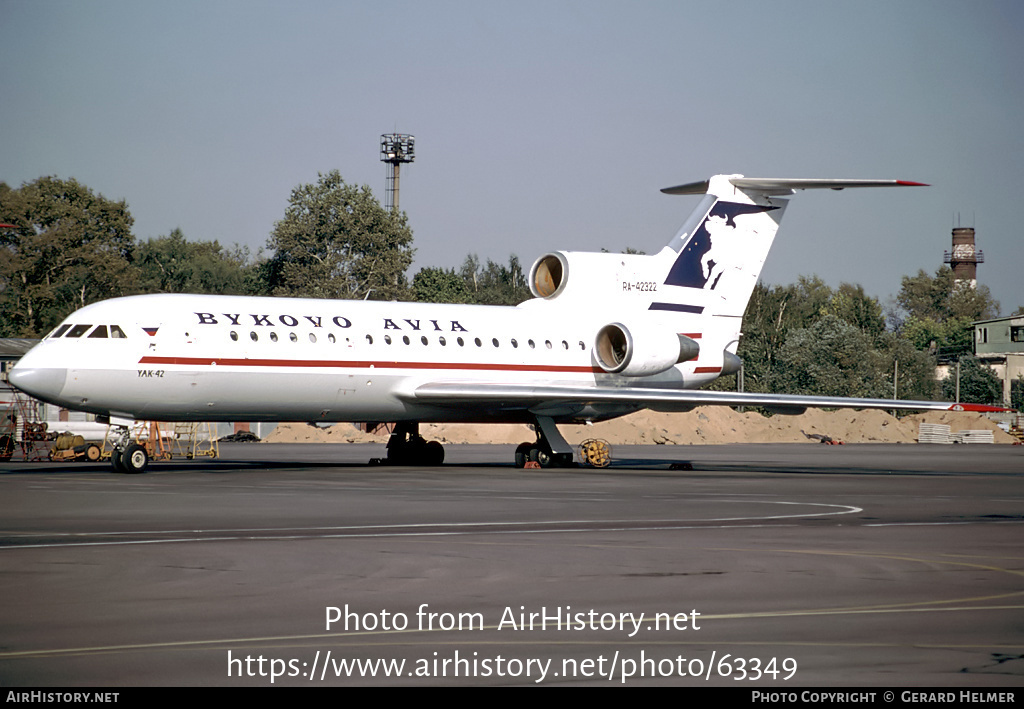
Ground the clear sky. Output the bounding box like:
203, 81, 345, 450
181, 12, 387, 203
2, 0, 1021, 313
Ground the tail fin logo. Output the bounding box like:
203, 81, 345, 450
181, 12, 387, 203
664, 202, 779, 289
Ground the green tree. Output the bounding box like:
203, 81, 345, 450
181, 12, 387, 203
412, 266, 469, 303
459, 253, 530, 305
876, 332, 939, 401
1012, 375, 1024, 411
137, 228, 259, 295
894, 266, 999, 360
897, 267, 954, 322
459, 254, 481, 295
730, 282, 796, 392
789, 275, 834, 326
900, 314, 974, 359
897, 266, 999, 323
730, 277, 839, 393
769, 315, 891, 399
0, 176, 136, 337
941, 355, 1003, 405
263, 171, 413, 301
825, 282, 885, 339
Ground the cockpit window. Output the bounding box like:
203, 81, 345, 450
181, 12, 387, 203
54, 324, 126, 339
66, 324, 92, 338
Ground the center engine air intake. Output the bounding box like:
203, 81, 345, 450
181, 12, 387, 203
529, 253, 568, 298
594, 322, 700, 377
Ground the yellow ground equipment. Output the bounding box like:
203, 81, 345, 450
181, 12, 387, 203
578, 438, 612, 468
49, 433, 102, 462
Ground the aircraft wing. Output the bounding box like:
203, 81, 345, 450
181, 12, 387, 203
404, 382, 1004, 416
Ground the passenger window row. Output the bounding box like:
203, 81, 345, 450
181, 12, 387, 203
229, 331, 337, 344
228, 330, 587, 352
367, 335, 587, 352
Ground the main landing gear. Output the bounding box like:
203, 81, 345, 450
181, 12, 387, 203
514, 416, 575, 468
374, 417, 583, 468
383, 422, 445, 466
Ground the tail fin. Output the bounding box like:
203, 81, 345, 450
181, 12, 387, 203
656, 175, 786, 318
655, 175, 926, 318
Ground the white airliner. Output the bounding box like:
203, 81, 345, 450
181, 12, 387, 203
9, 174, 995, 472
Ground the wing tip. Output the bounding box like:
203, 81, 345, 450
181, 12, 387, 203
946, 403, 1014, 413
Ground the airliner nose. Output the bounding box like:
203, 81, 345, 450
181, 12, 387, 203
8, 366, 68, 402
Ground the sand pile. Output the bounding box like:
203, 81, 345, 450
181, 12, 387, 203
264, 422, 381, 444
264, 406, 1015, 445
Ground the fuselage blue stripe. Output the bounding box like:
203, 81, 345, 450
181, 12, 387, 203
648, 302, 704, 314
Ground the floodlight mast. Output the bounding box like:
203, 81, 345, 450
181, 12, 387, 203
380, 133, 415, 212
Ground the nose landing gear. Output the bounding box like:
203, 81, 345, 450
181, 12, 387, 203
107, 426, 150, 474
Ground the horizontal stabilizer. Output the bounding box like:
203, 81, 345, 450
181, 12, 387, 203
662, 177, 928, 196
